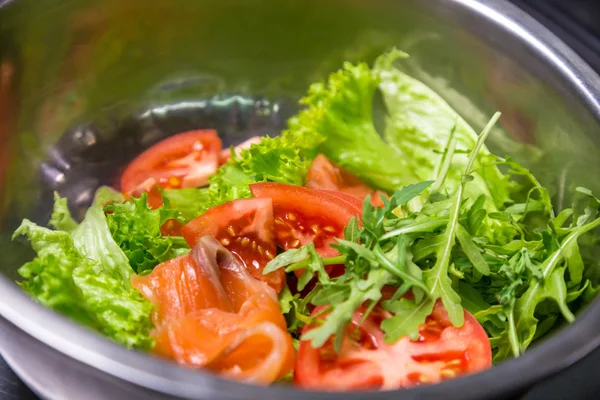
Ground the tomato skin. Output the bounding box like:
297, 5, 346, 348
250, 183, 360, 258
294, 301, 492, 391
320, 190, 364, 214
121, 130, 222, 194
305, 154, 386, 208
181, 198, 284, 292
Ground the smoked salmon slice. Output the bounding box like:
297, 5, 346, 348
132, 236, 294, 384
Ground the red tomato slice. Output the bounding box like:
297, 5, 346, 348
120, 130, 222, 194
249, 183, 361, 259
306, 154, 387, 208
295, 301, 492, 391
181, 198, 284, 292
321, 190, 364, 214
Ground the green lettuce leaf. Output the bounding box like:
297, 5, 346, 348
374, 49, 514, 209
287, 58, 411, 192
160, 187, 212, 223
105, 193, 189, 274
15, 190, 154, 349
207, 131, 324, 206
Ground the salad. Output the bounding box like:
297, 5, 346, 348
13, 49, 600, 390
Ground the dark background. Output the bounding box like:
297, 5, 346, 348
2, 0, 600, 398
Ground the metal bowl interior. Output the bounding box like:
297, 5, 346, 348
1, 0, 600, 399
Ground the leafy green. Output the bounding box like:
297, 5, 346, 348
48, 193, 78, 232
265, 99, 600, 362
374, 49, 514, 211
160, 187, 212, 223
265, 180, 433, 349
287, 58, 411, 192
105, 193, 189, 274
206, 132, 323, 207
15, 190, 154, 349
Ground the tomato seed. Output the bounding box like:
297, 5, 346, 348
168, 176, 182, 188
251, 241, 257, 250
241, 237, 250, 246
286, 213, 296, 221
323, 226, 336, 233
440, 369, 457, 379
265, 250, 275, 260
227, 227, 236, 237
275, 219, 285, 226
446, 359, 462, 367
291, 239, 301, 248
220, 238, 231, 246
257, 245, 264, 255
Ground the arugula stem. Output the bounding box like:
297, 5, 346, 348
373, 245, 431, 295
286, 255, 345, 272
380, 217, 448, 240
323, 255, 346, 265
507, 305, 520, 358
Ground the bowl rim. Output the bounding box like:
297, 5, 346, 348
1, 0, 600, 398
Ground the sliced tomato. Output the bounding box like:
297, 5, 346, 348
132, 236, 294, 383
305, 154, 387, 208
250, 183, 360, 259
120, 130, 222, 194
295, 301, 492, 391
321, 190, 364, 214
181, 198, 284, 292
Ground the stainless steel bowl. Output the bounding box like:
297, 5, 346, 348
1, 0, 600, 399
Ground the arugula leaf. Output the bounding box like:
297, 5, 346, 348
381, 297, 435, 342
15, 191, 154, 349
105, 193, 189, 274
512, 217, 600, 354
456, 224, 490, 276
277, 285, 311, 334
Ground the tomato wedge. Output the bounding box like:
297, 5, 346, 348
250, 183, 360, 258
181, 198, 284, 292
132, 236, 294, 384
295, 301, 492, 391
306, 154, 387, 208
120, 130, 222, 194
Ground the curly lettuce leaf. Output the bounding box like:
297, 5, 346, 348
14, 190, 154, 349
105, 193, 189, 274
160, 187, 212, 223
49, 193, 77, 232
287, 59, 412, 192
207, 162, 254, 205
207, 131, 324, 206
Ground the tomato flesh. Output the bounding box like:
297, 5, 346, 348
121, 129, 222, 194
181, 198, 284, 292
250, 183, 360, 259
294, 301, 492, 391
306, 154, 386, 208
